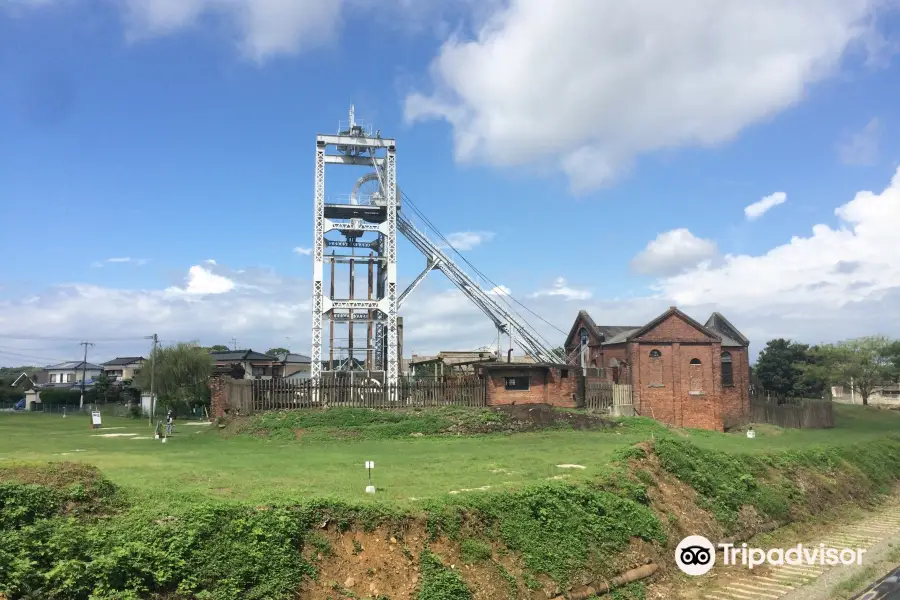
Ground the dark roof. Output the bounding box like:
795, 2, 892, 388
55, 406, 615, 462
479, 362, 571, 371
102, 356, 145, 366
210, 349, 277, 362
704, 312, 749, 347
567, 307, 744, 348
11, 372, 35, 388
564, 310, 641, 348
275, 352, 311, 364
44, 361, 103, 371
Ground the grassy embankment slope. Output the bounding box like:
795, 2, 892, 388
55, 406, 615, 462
1, 404, 899, 599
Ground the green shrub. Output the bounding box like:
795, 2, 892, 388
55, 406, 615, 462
0, 480, 324, 600
426, 482, 665, 584
459, 539, 492, 563
654, 437, 900, 532
418, 550, 472, 600
38, 389, 89, 406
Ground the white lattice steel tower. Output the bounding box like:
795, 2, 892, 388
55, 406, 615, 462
311, 107, 398, 384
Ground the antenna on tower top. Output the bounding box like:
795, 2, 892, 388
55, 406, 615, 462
349, 104, 356, 128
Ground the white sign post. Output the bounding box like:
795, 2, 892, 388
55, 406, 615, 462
91, 411, 102, 430
365, 461, 376, 493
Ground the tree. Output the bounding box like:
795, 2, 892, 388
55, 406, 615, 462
754, 339, 797, 397
208, 345, 230, 352
883, 340, 900, 381
134, 342, 214, 412
811, 336, 896, 405
265, 347, 290, 357
92, 373, 113, 404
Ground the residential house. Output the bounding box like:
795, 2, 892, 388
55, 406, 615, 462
563, 307, 751, 431
10, 372, 36, 389
40, 361, 104, 387
209, 349, 281, 379
831, 383, 900, 406
101, 357, 145, 381
274, 353, 312, 378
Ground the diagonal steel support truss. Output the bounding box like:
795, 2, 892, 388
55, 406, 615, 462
366, 158, 566, 365
398, 257, 440, 306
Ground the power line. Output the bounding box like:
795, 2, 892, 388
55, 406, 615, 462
0, 348, 69, 363
0, 334, 153, 342
399, 188, 567, 342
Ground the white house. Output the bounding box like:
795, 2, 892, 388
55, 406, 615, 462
101, 356, 145, 381
42, 361, 103, 386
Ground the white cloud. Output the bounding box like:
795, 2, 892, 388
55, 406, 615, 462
405, 0, 882, 192
530, 277, 591, 301
9, 0, 478, 62
744, 192, 787, 221
838, 117, 881, 166
0, 265, 312, 364
630, 229, 718, 276
485, 284, 511, 296
655, 167, 900, 326
120, 0, 344, 62
441, 231, 495, 251
91, 257, 150, 268
6, 171, 900, 363
293, 247, 313, 256
165, 265, 236, 295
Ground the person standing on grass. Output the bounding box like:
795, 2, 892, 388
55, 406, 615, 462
166, 409, 174, 435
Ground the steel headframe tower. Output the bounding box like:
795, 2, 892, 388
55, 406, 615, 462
311, 107, 398, 385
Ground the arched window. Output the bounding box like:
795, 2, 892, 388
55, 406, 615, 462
721, 351, 734, 386
689, 358, 703, 392
648, 349, 663, 386
579, 327, 589, 346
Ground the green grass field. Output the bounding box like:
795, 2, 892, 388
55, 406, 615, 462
3, 404, 900, 600
1, 404, 899, 509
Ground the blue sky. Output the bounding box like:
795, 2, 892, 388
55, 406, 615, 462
2, 0, 900, 365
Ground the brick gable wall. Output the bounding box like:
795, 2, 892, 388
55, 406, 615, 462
625, 312, 749, 431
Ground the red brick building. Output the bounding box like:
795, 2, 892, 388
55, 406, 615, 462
563, 307, 751, 431
477, 363, 577, 408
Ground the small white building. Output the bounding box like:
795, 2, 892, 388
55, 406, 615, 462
42, 361, 103, 386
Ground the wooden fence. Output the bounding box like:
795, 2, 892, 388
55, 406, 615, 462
750, 398, 834, 429
581, 378, 633, 412
224, 377, 486, 414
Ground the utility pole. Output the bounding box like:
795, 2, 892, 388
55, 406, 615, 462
79, 341, 94, 409
149, 333, 158, 425
231, 337, 238, 350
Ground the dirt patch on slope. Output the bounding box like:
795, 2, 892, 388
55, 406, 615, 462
299, 523, 555, 600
